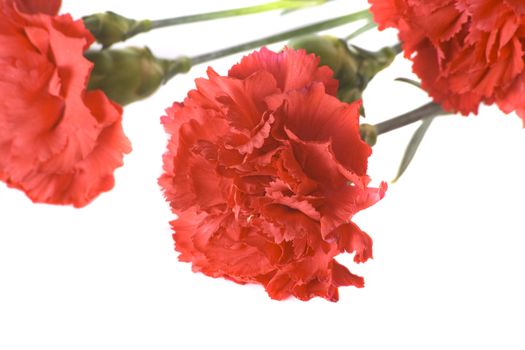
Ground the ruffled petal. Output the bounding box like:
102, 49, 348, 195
229, 47, 338, 96
330, 222, 374, 263
276, 83, 371, 176
0, 5, 129, 206
370, 0, 525, 121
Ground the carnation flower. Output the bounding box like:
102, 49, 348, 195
0, 0, 131, 207
160, 48, 386, 302
369, 0, 525, 123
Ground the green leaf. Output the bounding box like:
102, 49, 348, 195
395, 77, 421, 89
392, 117, 434, 183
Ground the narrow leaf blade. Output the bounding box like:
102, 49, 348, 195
395, 77, 422, 89
392, 117, 434, 183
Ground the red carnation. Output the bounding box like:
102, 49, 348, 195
0, 1, 131, 207
369, 0, 525, 123
160, 48, 386, 302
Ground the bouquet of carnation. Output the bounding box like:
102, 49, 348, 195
1, 1, 524, 348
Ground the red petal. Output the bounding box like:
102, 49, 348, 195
465, 0, 513, 31
0, 9, 129, 206
14, 0, 62, 15
368, 0, 404, 30
332, 260, 364, 288
497, 72, 525, 126
275, 83, 371, 176
320, 182, 386, 238
229, 47, 338, 96
274, 146, 318, 195
9, 91, 130, 207
171, 209, 208, 264
504, 0, 525, 14
175, 212, 278, 282
411, 2, 468, 43
160, 97, 235, 212
261, 203, 320, 243
330, 222, 374, 262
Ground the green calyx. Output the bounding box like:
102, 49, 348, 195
359, 123, 377, 146
85, 47, 191, 105
83, 12, 152, 48
289, 35, 351, 74
289, 35, 397, 106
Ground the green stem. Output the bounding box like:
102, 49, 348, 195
187, 10, 372, 67
150, 0, 325, 29
344, 21, 377, 41
374, 102, 445, 135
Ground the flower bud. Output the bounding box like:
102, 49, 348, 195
85, 47, 191, 105
289, 35, 354, 76
289, 35, 396, 105
83, 12, 152, 48
351, 45, 397, 88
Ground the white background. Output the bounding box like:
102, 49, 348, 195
1, 1, 525, 349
